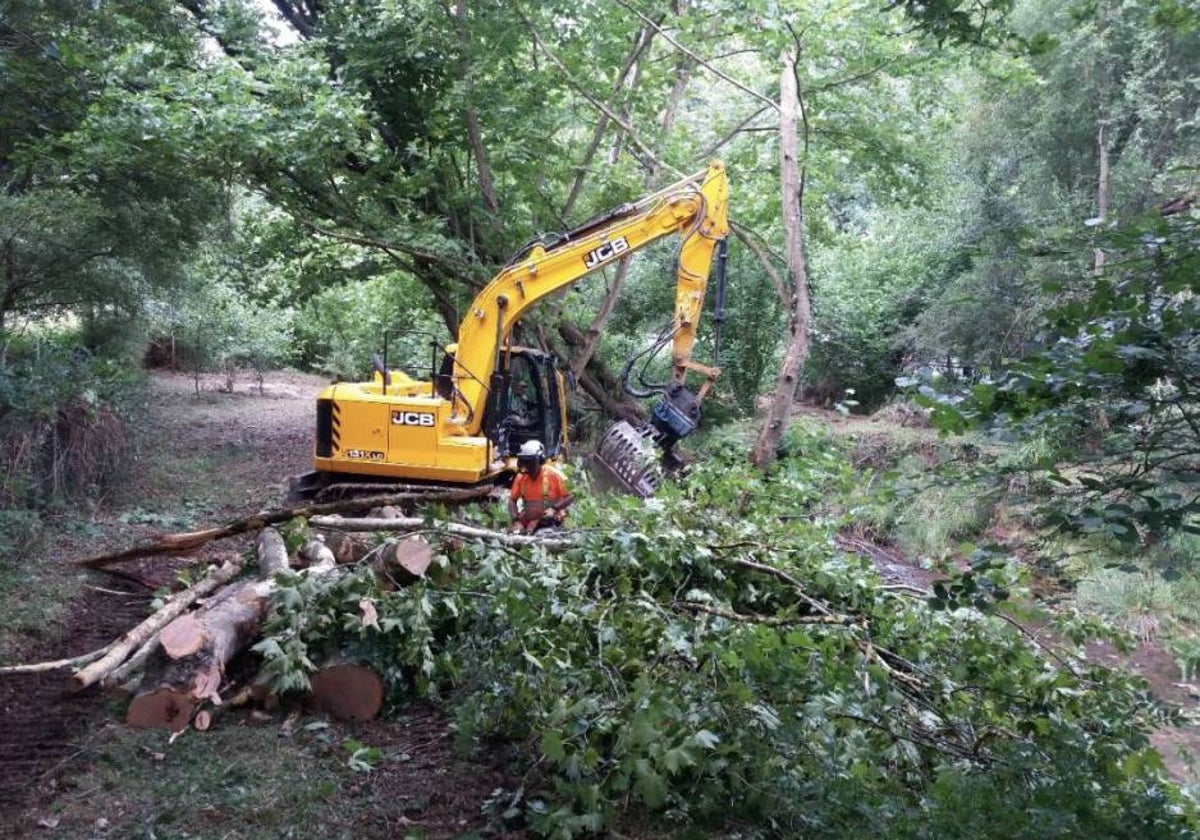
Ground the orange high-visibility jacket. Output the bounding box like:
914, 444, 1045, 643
510, 466, 569, 522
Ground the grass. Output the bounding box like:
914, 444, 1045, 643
111, 447, 255, 521
0, 512, 106, 661
47, 723, 354, 839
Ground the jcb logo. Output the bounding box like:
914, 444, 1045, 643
391, 411, 436, 427
583, 237, 630, 269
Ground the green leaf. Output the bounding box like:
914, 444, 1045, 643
541, 730, 566, 763
632, 760, 668, 809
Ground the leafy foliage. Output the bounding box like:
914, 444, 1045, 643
259, 426, 1196, 838
919, 214, 1200, 546
0, 335, 140, 510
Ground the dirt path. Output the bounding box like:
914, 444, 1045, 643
0, 370, 516, 839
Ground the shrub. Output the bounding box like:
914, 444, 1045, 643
0, 336, 140, 509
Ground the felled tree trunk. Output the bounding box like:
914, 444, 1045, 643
309, 514, 575, 550
77, 486, 491, 569
73, 556, 245, 690
126, 529, 293, 731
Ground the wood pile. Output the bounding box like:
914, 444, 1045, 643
0, 491, 571, 734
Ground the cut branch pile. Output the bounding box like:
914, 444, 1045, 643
125, 529, 301, 730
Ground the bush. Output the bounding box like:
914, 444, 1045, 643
0, 335, 141, 509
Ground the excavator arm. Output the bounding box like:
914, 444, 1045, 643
447, 161, 730, 435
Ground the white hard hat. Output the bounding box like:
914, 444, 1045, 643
518, 439, 545, 457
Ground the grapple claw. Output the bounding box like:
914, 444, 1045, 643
591, 421, 664, 498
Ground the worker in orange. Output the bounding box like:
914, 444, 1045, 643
508, 440, 572, 534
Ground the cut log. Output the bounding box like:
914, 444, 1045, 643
159, 615, 205, 659
298, 537, 337, 572
322, 531, 373, 564
310, 662, 385, 722
126, 529, 296, 731
73, 556, 244, 690
376, 536, 433, 589
126, 687, 200, 731
126, 582, 271, 730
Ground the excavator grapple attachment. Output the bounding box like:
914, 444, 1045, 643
592, 421, 664, 498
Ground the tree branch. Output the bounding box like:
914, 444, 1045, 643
613, 0, 780, 114
675, 601, 854, 626
523, 20, 681, 179
731, 222, 789, 307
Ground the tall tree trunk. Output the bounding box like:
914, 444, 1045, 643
751, 51, 812, 469
1094, 118, 1109, 276
562, 11, 695, 385
562, 22, 658, 218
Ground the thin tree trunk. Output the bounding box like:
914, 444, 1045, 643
555, 321, 646, 423
561, 22, 659, 217
564, 18, 696, 382
1094, 119, 1109, 276
650, 51, 695, 179
751, 51, 812, 469
571, 259, 632, 378
456, 0, 500, 219
309, 514, 575, 550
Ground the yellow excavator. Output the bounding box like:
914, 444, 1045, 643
290, 161, 730, 500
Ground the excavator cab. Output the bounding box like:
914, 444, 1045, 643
481, 349, 568, 462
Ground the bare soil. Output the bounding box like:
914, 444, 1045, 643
0, 370, 518, 839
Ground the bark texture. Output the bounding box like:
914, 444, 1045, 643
73, 556, 244, 689
311, 662, 385, 722
751, 51, 812, 469
125, 530, 296, 731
